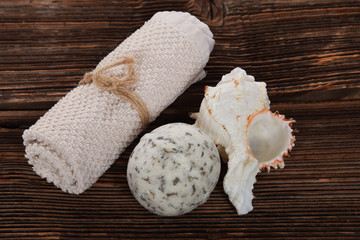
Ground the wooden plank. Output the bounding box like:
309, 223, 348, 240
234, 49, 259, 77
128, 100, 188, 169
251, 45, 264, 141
1, 100, 360, 238
1, 0, 360, 108
1, 0, 360, 239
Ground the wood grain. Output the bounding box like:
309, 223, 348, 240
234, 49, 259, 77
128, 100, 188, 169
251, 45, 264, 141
1, 0, 360, 239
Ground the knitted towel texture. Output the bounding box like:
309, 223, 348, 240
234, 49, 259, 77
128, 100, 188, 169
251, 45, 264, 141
23, 11, 215, 194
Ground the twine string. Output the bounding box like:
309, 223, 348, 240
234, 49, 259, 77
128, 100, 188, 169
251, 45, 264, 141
79, 57, 149, 128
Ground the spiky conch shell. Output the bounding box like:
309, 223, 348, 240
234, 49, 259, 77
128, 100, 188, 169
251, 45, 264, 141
193, 68, 295, 214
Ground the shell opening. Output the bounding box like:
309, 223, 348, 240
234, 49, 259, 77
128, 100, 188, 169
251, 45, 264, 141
247, 109, 293, 165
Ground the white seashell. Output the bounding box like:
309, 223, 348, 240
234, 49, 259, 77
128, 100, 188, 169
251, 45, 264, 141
194, 67, 295, 214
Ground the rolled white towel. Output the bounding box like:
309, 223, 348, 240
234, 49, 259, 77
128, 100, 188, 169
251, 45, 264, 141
23, 11, 215, 194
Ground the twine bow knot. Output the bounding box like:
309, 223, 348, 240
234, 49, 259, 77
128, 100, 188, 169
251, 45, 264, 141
79, 57, 149, 128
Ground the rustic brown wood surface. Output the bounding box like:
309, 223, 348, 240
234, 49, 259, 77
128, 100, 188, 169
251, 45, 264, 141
1, 0, 360, 239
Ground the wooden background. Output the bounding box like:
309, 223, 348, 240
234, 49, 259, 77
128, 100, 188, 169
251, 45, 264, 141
1, 0, 360, 239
